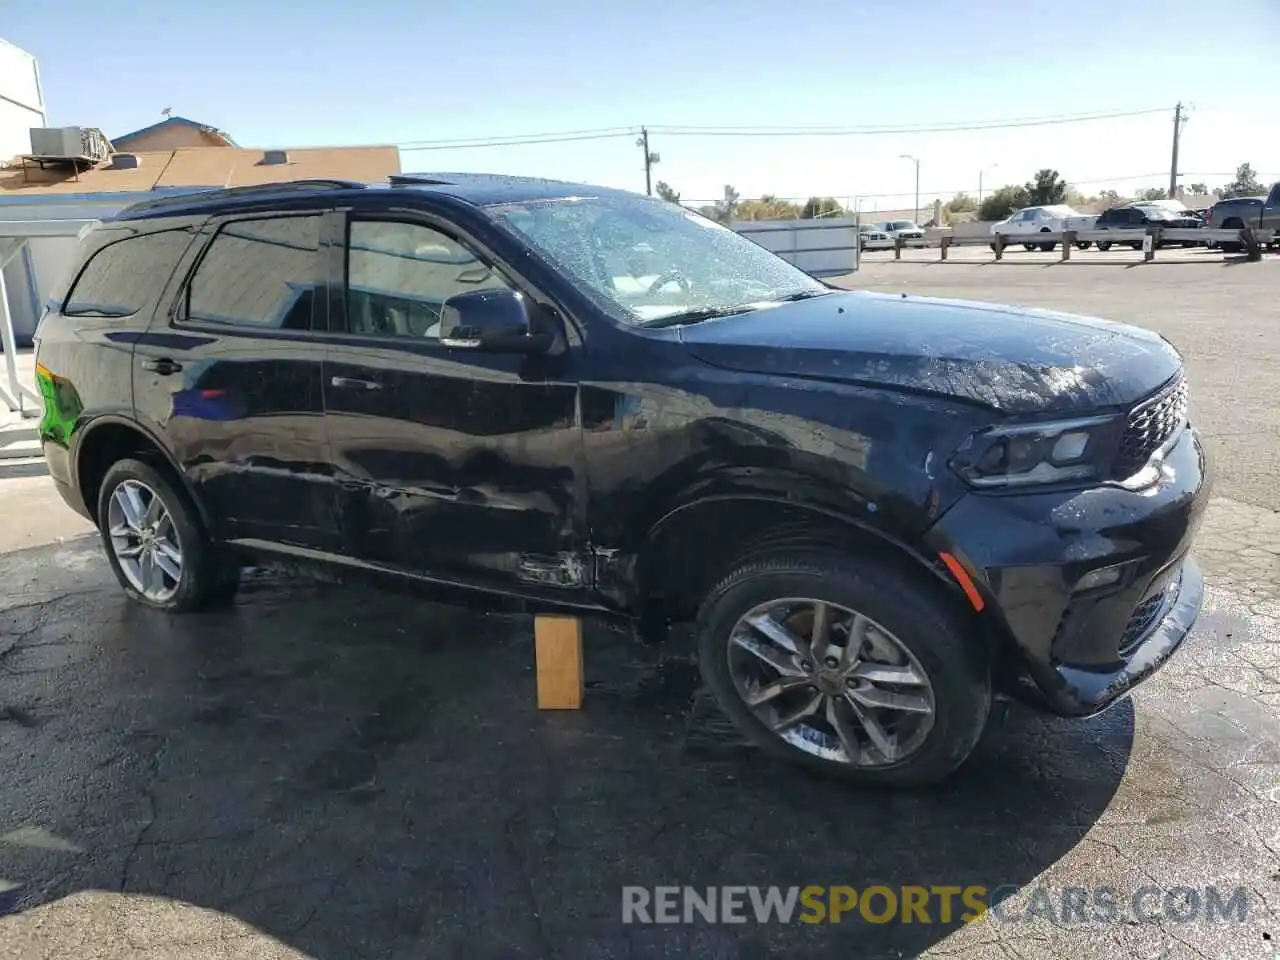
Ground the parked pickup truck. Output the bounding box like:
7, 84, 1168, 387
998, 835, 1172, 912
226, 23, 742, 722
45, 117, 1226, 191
990, 204, 1096, 252
1207, 183, 1280, 252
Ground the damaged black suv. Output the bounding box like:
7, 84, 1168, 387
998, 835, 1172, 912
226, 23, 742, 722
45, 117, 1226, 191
34, 173, 1210, 787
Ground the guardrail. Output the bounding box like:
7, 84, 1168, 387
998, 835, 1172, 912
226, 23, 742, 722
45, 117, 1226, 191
876, 226, 1271, 263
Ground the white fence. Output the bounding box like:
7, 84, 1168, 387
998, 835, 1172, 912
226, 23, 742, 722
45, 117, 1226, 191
731, 217, 859, 277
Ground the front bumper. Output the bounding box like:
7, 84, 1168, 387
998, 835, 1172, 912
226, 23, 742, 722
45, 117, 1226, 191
930, 424, 1211, 717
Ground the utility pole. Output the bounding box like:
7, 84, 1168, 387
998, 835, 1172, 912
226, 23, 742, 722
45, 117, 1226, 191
637, 127, 659, 196
1168, 102, 1184, 200
978, 164, 997, 206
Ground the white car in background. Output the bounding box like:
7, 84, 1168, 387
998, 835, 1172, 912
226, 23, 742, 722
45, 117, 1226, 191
990, 204, 1097, 251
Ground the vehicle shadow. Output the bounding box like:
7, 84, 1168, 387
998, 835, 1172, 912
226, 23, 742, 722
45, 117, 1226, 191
0, 577, 1134, 959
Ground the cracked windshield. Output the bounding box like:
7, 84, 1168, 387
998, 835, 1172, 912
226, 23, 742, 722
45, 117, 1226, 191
487, 194, 831, 326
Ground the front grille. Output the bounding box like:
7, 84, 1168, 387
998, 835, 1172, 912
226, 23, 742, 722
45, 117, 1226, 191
1118, 577, 1177, 656
1113, 376, 1188, 479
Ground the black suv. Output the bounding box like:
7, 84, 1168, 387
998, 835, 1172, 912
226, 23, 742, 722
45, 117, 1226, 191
1094, 205, 1203, 250
34, 174, 1210, 787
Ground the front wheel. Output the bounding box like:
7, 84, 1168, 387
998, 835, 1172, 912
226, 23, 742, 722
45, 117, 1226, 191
695, 551, 992, 788
97, 458, 240, 613
1096, 241, 1113, 251
1076, 241, 1092, 250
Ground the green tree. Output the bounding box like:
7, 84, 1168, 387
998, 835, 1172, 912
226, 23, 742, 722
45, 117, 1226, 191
655, 181, 681, 204
1220, 163, 1263, 199
1025, 169, 1068, 205
1138, 187, 1168, 201
735, 195, 802, 220
1188, 182, 1208, 195
1094, 189, 1127, 209
945, 192, 977, 215
801, 196, 844, 219
979, 185, 1030, 221
712, 185, 741, 223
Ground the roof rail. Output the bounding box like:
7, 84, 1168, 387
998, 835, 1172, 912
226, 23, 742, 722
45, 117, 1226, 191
121, 179, 367, 215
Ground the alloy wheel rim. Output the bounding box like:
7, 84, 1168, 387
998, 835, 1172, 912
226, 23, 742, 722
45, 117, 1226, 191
106, 480, 183, 603
726, 598, 936, 766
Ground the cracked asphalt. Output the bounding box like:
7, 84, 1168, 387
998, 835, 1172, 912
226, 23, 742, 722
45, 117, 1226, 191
1, 257, 1279, 959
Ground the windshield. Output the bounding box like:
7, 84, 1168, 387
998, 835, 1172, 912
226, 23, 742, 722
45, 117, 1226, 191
887, 220, 917, 230
484, 193, 828, 326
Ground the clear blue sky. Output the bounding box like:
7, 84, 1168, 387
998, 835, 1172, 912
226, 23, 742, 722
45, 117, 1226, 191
7, 0, 1277, 209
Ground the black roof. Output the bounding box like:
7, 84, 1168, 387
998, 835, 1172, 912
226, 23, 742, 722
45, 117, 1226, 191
394, 172, 637, 205
110, 172, 638, 221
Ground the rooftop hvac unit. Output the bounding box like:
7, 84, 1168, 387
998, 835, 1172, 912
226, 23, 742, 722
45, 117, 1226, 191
28, 126, 113, 163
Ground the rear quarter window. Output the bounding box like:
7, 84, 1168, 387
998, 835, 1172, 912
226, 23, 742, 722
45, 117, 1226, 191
63, 227, 195, 318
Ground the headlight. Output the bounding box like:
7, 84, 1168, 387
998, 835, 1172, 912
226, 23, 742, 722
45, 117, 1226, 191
950, 415, 1119, 488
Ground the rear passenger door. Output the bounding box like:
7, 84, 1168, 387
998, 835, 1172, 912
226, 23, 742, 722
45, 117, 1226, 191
133, 207, 343, 550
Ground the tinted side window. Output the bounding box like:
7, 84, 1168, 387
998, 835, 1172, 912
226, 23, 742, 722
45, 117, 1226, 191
345, 219, 511, 339
64, 228, 194, 318
186, 215, 322, 330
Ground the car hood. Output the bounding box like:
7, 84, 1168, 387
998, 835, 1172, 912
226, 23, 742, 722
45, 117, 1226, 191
678, 291, 1182, 415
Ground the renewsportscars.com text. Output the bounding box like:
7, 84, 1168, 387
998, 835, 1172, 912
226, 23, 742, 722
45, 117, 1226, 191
621, 884, 1250, 926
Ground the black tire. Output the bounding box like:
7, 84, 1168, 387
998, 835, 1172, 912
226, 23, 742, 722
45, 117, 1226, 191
1128, 242, 1143, 251
1096, 241, 1112, 252
1021, 243, 1036, 251
694, 550, 992, 788
1039, 242, 1056, 252
1076, 241, 1091, 250
97, 458, 240, 613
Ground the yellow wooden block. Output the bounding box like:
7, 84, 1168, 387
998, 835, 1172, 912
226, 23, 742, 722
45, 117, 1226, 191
534, 615, 583, 710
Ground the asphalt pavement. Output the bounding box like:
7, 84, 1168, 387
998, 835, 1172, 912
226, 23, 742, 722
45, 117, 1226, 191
0, 537, 1276, 959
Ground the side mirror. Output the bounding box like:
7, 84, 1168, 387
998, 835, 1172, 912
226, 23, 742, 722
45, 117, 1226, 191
438, 288, 552, 354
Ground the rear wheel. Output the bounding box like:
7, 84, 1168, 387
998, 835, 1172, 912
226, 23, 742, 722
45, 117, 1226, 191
1021, 243, 1036, 251
97, 458, 240, 613
1096, 240, 1113, 251
695, 550, 992, 788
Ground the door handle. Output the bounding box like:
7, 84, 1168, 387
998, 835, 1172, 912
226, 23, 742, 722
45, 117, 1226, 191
330, 376, 382, 391
139, 357, 182, 375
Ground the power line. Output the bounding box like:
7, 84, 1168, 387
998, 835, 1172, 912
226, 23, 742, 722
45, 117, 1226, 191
398, 128, 635, 151
648, 107, 1174, 137
391, 105, 1176, 152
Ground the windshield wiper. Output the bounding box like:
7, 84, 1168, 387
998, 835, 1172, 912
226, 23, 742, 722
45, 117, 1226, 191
639, 289, 836, 329
771, 289, 837, 302
639, 305, 759, 329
